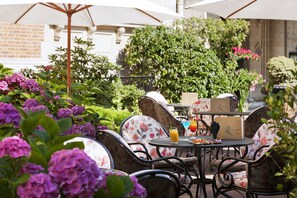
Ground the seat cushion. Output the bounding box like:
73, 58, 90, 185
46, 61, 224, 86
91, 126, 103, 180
121, 115, 176, 159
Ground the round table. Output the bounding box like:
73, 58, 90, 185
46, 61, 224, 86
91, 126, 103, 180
149, 136, 254, 198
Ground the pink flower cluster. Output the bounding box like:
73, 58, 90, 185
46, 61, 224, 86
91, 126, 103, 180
0, 102, 21, 127
48, 148, 103, 197
17, 173, 59, 198
0, 136, 31, 158
229, 47, 260, 61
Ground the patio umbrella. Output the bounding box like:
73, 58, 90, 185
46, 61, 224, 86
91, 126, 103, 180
186, 0, 297, 21
0, 0, 182, 93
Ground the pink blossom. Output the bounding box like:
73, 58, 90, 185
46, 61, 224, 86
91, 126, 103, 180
0, 136, 31, 158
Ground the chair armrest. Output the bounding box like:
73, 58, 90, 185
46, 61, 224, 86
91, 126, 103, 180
252, 144, 270, 160
133, 150, 153, 160
128, 142, 152, 160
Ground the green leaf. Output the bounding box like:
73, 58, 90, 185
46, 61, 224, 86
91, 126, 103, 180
11, 174, 30, 186
106, 175, 133, 198
56, 118, 72, 133
29, 151, 48, 167
39, 116, 60, 139
20, 111, 45, 137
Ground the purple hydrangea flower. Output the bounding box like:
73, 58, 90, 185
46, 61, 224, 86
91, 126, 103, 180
0, 136, 31, 158
129, 176, 147, 197
20, 79, 40, 92
23, 98, 40, 109
57, 108, 73, 119
71, 105, 85, 116
0, 102, 21, 127
5, 73, 26, 86
0, 81, 8, 91
19, 162, 44, 175
48, 148, 103, 197
97, 125, 108, 131
62, 123, 96, 137
17, 173, 59, 198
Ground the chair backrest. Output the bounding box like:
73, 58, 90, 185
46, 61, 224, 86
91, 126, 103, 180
248, 148, 292, 194
131, 169, 181, 198
244, 105, 270, 138
241, 122, 277, 160
96, 129, 152, 174
120, 115, 176, 159
153, 102, 185, 136
64, 136, 114, 169
146, 91, 168, 104
190, 98, 212, 128
216, 93, 239, 112
138, 96, 159, 121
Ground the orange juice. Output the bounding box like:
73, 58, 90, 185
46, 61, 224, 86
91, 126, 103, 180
170, 128, 179, 143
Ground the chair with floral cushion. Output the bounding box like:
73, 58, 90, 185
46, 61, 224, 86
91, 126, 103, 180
96, 129, 194, 197
212, 147, 292, 198
120, 115, 176, 159
64, 136, 114, 169
211, 121, 277, 173
130, 169, 181, 198
211, 105, 271, 171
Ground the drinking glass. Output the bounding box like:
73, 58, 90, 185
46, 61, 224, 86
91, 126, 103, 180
189, 120, 198, 135
169, 127, 179, 144
181, 121, 191, 135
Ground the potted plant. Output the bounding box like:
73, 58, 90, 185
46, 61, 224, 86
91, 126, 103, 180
227, 47, 260, 69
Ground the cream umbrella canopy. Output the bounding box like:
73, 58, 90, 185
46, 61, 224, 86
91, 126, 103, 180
186, 0, 297, 21
0, 0, 182, 93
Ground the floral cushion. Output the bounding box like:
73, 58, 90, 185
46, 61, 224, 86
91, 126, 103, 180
241, 122, 277, 159
190, 99, 212, 128
65, 137, 113, 169
121, 115, 176, 159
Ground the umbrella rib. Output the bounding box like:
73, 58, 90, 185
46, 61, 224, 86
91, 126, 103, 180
41, 3, 67, 14
227, 0, 258, 18
136, 8, 161, 23
15, 4, 38, 24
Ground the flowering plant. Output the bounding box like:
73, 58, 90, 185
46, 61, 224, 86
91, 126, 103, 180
228, 47, 260, 61
0, 67, 146, 197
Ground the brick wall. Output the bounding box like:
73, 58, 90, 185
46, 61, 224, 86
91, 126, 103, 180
0, 23, 44, 58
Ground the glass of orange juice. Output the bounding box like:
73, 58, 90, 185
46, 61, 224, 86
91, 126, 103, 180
170, 127, 179, 144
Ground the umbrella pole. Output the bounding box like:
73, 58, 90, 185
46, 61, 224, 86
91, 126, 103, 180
67, 9, 72, 95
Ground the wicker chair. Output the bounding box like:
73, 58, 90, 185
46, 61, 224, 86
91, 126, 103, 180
97, 129, 193, 197
212, 147, 292, 198
138, 96, 160, 121
130, 169, 181, 198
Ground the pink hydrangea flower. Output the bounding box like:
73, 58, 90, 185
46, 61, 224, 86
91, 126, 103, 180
5, 73, 26, 86
17, 173, 59, 198
48, 148, 103, 197
0, 102, 21, 127
0, 136, 31, 158
0, 81, 8, 91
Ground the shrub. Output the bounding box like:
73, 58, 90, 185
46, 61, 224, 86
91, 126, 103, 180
267, 56, 297, 86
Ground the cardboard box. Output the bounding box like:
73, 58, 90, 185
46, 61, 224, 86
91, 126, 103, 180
210, 98, 230, 113
215, 116, 244, 139
181, 92, 198, 106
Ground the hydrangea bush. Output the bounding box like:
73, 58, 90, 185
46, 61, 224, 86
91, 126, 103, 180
0, 69, 147, 197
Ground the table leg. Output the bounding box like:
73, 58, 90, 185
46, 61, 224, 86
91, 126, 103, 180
195, 148, 212, 198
